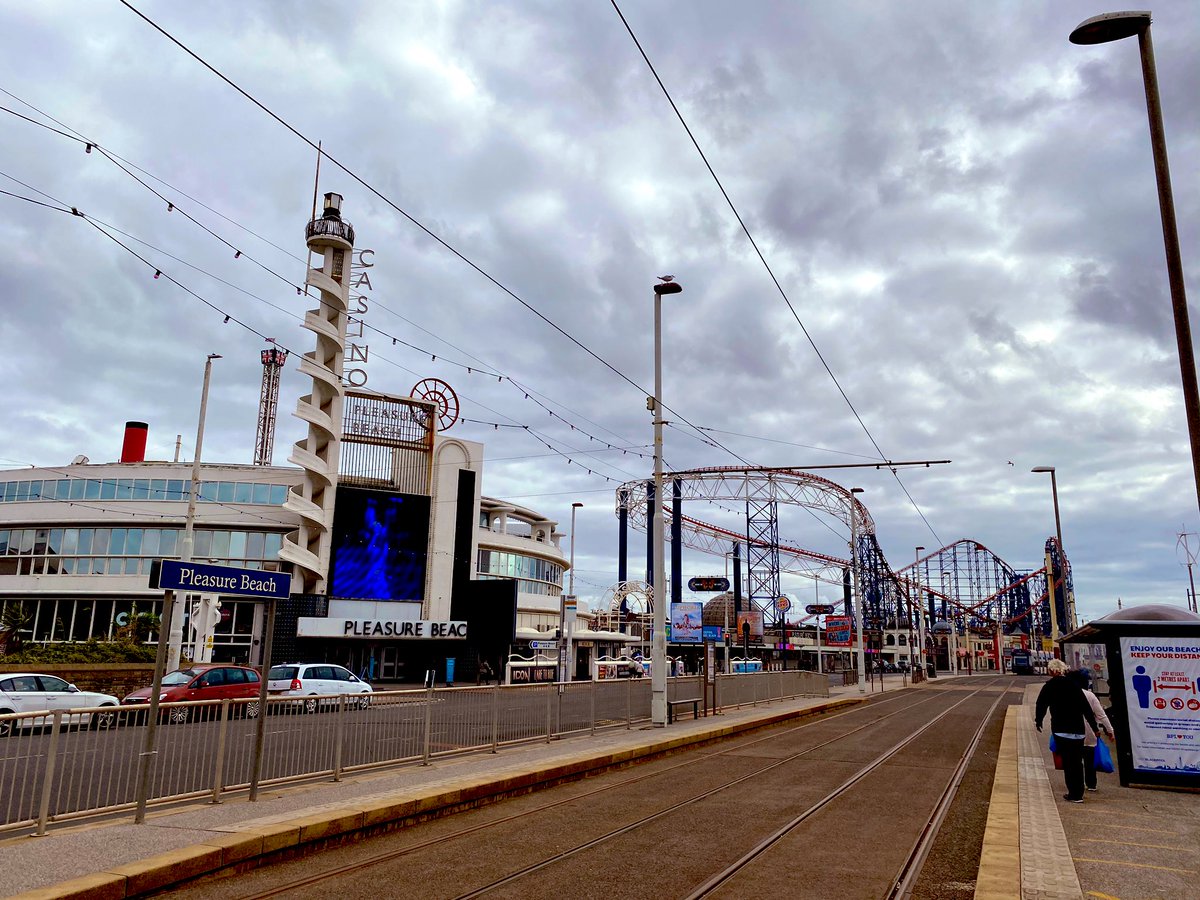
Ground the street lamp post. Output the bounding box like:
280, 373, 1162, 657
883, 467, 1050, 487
137, 352, 220, 824
650, 277, 682, 726
167, 353, 221, 673
1070, 12, 1200, 520
1031, 466, 1074, 631
850, 487, 865, 693
559, 501, 583, 683
913, 547, 925, 675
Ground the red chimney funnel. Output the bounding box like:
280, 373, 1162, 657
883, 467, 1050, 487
120, 421, 149, 463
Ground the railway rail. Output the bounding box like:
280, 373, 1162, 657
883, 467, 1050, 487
167, 678, 1017, 900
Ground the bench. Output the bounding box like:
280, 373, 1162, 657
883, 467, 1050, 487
667, 698, 701, 723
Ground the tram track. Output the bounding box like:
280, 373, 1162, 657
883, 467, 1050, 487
211, 685, 977, 900
680, 678, 1014, 899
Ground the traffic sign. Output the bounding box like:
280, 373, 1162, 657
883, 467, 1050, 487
688, 576, 730, 592
529, 639, 558, 650
806, 604, 836, 615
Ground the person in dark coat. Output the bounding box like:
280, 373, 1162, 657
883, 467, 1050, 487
1036, 658, 1099, 802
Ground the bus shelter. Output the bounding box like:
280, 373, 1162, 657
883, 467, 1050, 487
1061, 604, 1200, 790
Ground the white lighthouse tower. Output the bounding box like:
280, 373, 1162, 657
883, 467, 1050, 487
280, 192, 355, 594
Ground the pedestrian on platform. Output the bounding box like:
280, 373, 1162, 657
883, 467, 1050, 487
1068, 668, 1114, 792
479, 659, 494, 685
1035, 658, 1099, 803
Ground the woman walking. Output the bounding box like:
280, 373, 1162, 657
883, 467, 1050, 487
1069, 668, 1114, 792
1035, 659, 1099, 803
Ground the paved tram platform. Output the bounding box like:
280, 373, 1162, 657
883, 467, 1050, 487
4, 675, 1196, 899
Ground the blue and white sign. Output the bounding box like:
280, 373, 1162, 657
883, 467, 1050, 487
153, 560, 291, 600
1120, 636, 1200, 774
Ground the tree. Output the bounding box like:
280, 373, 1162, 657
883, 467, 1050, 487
0, 603, 32, 655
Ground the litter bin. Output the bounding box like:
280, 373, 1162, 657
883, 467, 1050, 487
445, 658, 456, 685
926, 663, 937, 679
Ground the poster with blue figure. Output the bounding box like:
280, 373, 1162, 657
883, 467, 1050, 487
1119, 637, 1200, 774
330, 488, 431, 602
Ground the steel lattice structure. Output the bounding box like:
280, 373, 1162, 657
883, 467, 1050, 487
615, 467, 1071, 640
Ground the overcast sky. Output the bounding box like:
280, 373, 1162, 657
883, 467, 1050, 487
2, 1, 1198, 623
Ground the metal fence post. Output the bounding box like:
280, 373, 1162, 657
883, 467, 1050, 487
626, 678, 632, 729
490, 683, 499, 753
210, 700, 229, 804
590, 680, 597, 736
545, 685, 553, 743
421, 684, 434, 766
333, 695, 346, 782
35, 711, 64, 836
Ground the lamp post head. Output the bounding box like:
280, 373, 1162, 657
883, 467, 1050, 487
653, 276, 683, 296
207, 353, 222, 361
572, 502, 584, 509
1069, 11, 1151, 45
850, 487, 864, 495
1031, 466, 1054, 474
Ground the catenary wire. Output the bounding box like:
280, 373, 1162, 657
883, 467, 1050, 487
113, 0, 758, 474
608, 0, 944, 547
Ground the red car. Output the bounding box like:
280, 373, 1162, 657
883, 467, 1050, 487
122, 664, 262, 723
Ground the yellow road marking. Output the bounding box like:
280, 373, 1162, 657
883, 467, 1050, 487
1072, 857, 1196, 875
1088, 824, 1181, 835
1080, 838, 1193, 851
1085, 892, 1121, 900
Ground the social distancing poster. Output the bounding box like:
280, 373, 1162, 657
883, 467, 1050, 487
1119, 636, 1200, 774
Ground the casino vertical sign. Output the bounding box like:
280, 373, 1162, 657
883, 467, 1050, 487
345, 249, 375, 387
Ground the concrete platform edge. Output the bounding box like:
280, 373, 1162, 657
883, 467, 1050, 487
6, 695, 863, 899
974, 705, 1020, 899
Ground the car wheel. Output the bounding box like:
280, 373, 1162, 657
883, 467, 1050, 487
0, 711, 14, 737
244, 701, 260, 719
91, 706, 118, 730
357, 694, 371, 710
303, 697, 319, 715
167, 705, 190, 725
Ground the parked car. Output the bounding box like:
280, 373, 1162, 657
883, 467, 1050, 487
0, 673, 119, 735
267, 663, 372, 713
121, 664, 262, 723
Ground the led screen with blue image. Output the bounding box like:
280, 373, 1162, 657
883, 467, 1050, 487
329, 488, 431, 602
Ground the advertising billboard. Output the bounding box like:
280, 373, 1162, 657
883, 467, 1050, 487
735, 609, 764, 642
329, 487, 431, 602
1119, 636, 1200, 775
670, 602, 703, 644
824, 615, 854, 647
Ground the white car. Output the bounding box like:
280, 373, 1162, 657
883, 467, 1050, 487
266, 663, 372, 713
0, 673, 120, 735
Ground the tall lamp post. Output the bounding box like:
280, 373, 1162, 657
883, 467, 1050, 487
849, 487, 866, 693
166, 353, 221, 673
559, 501, 583, 683
1031, 466, 1074, 631
650, 277, 682, 726
1070, 12, 1200, 519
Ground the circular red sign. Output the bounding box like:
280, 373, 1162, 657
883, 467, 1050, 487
1171, 697, 1185, 710
1154, 697, 1167, 709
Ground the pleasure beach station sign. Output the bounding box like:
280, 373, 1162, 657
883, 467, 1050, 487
297, 617, 468, 639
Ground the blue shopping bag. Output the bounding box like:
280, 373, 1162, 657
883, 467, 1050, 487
1095, 739, 1114, 774
1048, 734, 1056, 752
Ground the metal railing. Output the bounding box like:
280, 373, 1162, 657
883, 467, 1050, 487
0, 670, 827, 834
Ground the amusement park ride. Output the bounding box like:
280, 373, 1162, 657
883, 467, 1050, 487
601, 465, 1075, 666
